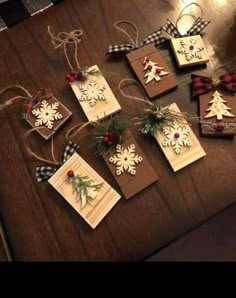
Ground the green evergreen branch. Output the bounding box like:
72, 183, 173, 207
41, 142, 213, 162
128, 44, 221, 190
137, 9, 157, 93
91, 115, 127, 156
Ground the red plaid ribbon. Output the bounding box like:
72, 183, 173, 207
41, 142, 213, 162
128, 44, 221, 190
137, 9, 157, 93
22, 88, 52, 119
191, 71, 236, 97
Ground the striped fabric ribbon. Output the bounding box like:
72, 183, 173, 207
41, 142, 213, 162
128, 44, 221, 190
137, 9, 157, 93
0, 0, 62, 32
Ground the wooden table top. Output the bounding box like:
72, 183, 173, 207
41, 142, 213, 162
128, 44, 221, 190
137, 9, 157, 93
0, 0, 236, 261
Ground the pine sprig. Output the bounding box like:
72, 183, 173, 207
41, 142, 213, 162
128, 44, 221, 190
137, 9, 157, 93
69, 174, 103, 208
135, 104, 177, 137
91, 115, 127, 156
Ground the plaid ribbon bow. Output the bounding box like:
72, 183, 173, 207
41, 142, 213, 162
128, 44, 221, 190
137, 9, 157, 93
162, 17, 210, 38
36, 142, 79, 182
106, 28, 166, 55
22, 88, 52, 119
191, 71, 236, 97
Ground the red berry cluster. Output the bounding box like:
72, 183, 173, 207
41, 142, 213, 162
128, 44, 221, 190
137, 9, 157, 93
103, 131, 113, 147
65, 70, 77, 82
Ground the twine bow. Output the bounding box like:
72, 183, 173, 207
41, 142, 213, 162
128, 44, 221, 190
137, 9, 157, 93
36, 141, 79, 182
106, 20, 166, 55
191, 71, 236, 97
22, 88, 52, 119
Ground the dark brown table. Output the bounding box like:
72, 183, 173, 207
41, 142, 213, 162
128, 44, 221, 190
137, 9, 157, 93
0, 0, 236, 261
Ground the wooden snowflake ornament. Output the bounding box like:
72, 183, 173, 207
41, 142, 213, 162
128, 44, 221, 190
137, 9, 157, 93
154, 103, 206, 172
171, 35, 209, 68
26, 94, 72, 140
109, 144, 143, 175
79, 79, 106, 107
70, 65, 121, 121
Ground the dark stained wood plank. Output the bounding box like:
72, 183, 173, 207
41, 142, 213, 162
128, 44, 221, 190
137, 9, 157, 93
0, 0, 235, 261
146, 203, 236, 262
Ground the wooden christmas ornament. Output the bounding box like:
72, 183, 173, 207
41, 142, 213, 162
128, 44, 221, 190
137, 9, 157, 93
118, 79, 206, 172
25, 132, 121, 229
91, 115, 159, 199
48, 27, 121, 122
144, 102, 206, 172
106, 21, 177, 99
191, 72, 236, 137
162, 5, 210, 68
0, 86, 72, 140
126, 44, 178, 99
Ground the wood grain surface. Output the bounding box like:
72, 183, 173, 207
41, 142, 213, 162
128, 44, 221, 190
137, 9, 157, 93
0, 0, 236, 261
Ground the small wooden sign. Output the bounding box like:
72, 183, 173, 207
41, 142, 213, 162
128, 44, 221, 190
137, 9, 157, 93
103, 129, 159, 199
126, 44, 178, 99
199, 89, 236, 137
170, 35, 209, 68
154, 103, 206, 172
70, 65, 121, 121
48, 152, 121, 229
26, 96, 72, 140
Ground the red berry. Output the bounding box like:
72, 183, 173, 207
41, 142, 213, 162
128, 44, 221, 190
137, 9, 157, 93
145, 58, 150, 63
217, 121, 225, 131
65, 73, 71, 80
107, 141, 113, 146
155, 68, 161, 74
70, 70, 77, 77
104, 131, 110, 137
189, 45, 194, 51
67, 170, 74, 177
147, 65, 152, 71
109, 130, 121, 144
174, 133, 180, 139
103, 136, 109, 143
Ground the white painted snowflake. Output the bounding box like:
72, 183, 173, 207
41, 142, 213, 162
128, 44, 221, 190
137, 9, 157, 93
32, 100, 63, 129
109, 144, 143, 176
79, 79, 106, 107
143, 57, 169, 84
177, 38, 204, 61
162, 121, 191, 154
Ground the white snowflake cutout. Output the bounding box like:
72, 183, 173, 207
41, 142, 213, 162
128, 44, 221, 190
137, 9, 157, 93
109, 144, 143, 176
177, 38, 204, 61
32, 100, 63, 129
143, 57, 169, 84
162, 121, 191, 154
79, 79, 106, 107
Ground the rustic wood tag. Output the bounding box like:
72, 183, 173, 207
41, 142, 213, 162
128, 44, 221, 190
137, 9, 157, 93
170, 35, 209, 68
126, 44, 178, 99
48, 152, 121, 229
70, 65, 121, 121
26, 96, 72, 140
154, 103, 206, 172
199, 89, 236, 137
103, 129, 159, 199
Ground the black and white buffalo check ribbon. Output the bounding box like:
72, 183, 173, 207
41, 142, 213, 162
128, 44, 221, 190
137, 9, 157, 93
106, 28, 166, 55
36, 141, 79, 182
162, 17, 210, 38
0, 0, 62, 32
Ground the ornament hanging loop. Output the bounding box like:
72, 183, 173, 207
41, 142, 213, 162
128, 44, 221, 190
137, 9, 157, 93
113, 20, 139, 48
0, 85, 32, 111
23, 127, 60, 165
119, 78, 153, 106
176, 2, 204, 34
65, 121, 91, 141
48, 26, 83, 71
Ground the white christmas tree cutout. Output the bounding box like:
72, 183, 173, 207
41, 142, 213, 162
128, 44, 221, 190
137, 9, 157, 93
109, 144, 143, 176
162, 121, 191, 154
177, 38, 204, 61
32, 100, 63, 129
204, 90, 235, 120
79, 79, 106, 107
143, 57, 169, 84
